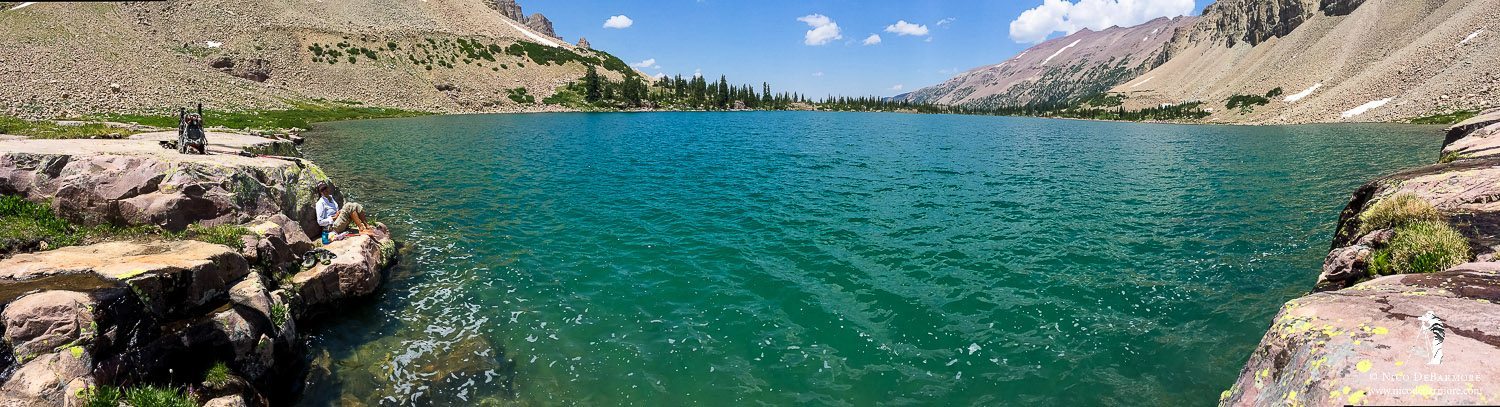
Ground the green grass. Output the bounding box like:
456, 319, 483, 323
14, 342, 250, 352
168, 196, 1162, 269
2, 195, 255, 255
123, 385, 197, 407
0, 195, 80, 252
165, 224, 250, 251
100, 101, 430, 131
1410, 109, 1480, 125
1357, 193, 1443, 235
270, 301, 290, 327
204, 361, 231, 388
0, 115, 130, 139
78, 385, 123, 407
1369, 221, 1470, 276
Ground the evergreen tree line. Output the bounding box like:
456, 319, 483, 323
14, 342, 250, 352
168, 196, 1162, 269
564, 67, 1211, 122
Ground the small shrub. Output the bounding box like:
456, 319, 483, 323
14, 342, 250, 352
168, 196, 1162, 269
78, 385, 122, 407
1357, 193, 1442, 235
1225, 94, 1271, 113
507, 88, 535, 104
1265, 87, 1284, 98
1369, 221, 1470, 275
123, 385, 196, 407
204, 361, 231, 388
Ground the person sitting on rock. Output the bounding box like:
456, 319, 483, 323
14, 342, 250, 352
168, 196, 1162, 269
315, 181, 373, 240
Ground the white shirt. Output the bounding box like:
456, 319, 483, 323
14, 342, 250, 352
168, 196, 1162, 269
316, 195, 339, 227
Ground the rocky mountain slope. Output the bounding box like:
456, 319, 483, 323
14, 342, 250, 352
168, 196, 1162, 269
906, 0, 1500, 123
0, 0, 632, 118
895, 16, 1196, 108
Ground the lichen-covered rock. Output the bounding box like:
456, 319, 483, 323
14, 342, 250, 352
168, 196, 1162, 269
0, 240, 248, 317
1, 291, 97, 363
1222, 263, 1500, 406
290, 229, 395, 314
0, 134, 328, 235
0, 350, 91, 406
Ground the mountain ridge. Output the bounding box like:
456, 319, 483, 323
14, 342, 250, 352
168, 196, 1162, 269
903, 0, 1499, 123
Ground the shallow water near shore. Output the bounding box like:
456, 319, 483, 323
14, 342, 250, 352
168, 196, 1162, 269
295, 112, 1438, 405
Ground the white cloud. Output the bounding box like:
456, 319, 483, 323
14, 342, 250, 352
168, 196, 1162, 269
890, 84, 904, 91
862, 34, 882, 45
936, 18, 956, 28
653, 72, 667, 79
693, 68, 703, 78
798, 14, 843, 46
812, 71, 824, 77
1008, 0, 1195, 44
884, 20, 930, 36
631, 58, 658, 69
603, 15, 634, 29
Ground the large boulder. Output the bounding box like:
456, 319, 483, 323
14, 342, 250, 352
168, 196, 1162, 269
290, 229, 395, 314
0, 135, 328, 236
229, 273, 273, 321
0, 350, 91, 406
0, 240, 249, 317
1, 291, 97, 363
1221, 263, 1500, 406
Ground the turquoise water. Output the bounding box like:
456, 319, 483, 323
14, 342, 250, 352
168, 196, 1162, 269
295, 112, 1438, 405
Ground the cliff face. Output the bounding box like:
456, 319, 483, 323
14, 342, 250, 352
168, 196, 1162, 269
907, 0, 1499, 123
0, 0, 623, 118
1221, 110, 1500, 406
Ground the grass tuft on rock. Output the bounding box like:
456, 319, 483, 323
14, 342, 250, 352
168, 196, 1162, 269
171, 224, 251, 251
78, 385, 122, 407
1369, 221, 1470, 276
123, 385, 197, 407
204, 361, 231, 389
1357, 193, 1443, 235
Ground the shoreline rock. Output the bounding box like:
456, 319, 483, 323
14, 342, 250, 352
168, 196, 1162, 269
0, 132, 398, 405
1222, 109, 1500, 405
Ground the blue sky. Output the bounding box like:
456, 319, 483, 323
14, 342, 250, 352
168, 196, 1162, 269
529, 0, 1214, 97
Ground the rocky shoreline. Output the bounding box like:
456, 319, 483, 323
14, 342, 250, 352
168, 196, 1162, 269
1221, 109, 1500, 406
0, 130, 397, 405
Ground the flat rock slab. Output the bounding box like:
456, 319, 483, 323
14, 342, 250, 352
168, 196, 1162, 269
0, 240, 248, 317
1223, 263, 1500, 406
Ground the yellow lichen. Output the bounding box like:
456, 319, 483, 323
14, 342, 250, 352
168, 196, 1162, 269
1347, 390, 1367, 404
1413, 384, 1435, 398
1356, 360, 1373, 373
1372, 326, 1389, 335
